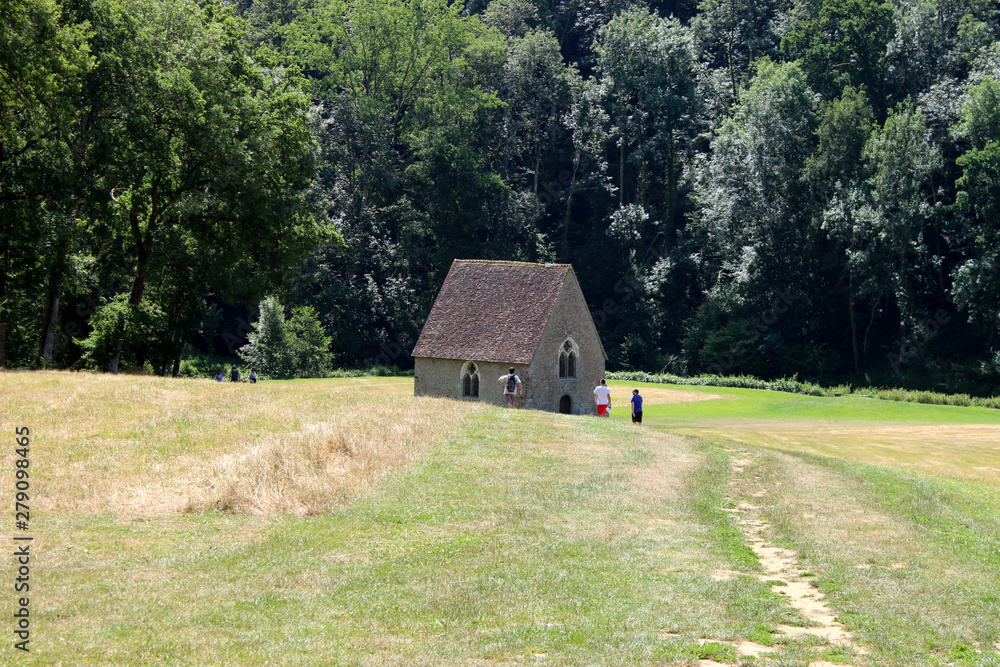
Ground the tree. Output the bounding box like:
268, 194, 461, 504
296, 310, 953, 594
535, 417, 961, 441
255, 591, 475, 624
689, 60, 821, 376
860, 100, 942, 368
695, 60, 818, 265
952, 76, 1000, 329
78, 0, 327, 372
782, 0, 895, 115
238, 297, 333, 378
0, 0, 93, 367
692, 0, 786, 107
287, 305, 334, 377
595, 8, 700, 231
497, 29, 580, 200
238, 296, 296, 378
807, 87, 874, 373
281, 0, 514, 367
889, 0, 999, 99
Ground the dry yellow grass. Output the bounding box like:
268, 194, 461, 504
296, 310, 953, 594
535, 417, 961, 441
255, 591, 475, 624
186, 397, 475, 515
0, 371, 472, 516
682, 420, 1000, 485
627, 385, 729, 404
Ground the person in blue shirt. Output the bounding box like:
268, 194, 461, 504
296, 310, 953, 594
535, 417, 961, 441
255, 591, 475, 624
630, 389, 643, 424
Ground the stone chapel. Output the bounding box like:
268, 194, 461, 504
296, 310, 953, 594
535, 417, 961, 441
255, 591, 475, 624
412, 260, 607, 414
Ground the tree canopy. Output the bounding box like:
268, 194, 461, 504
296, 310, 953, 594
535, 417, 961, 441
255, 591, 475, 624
4, 0, 1000, 394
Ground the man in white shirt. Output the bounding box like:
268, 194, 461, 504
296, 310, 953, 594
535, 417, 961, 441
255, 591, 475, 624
498, 367, 523, 408
593, 379, 611, 417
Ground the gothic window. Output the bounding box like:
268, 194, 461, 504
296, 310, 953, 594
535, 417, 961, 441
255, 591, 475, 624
462, 362, 480, 397
559, 339, 578, 379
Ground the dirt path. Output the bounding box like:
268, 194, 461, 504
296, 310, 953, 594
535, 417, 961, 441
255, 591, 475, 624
699, 453, 869, 667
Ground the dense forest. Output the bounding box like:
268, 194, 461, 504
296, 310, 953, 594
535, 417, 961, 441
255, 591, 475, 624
3, 0, 1000, 392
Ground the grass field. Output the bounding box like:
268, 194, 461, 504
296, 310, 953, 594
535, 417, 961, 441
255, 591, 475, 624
2, 371, 999, 666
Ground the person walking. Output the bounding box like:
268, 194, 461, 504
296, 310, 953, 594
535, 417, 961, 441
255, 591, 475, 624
498, 367, 523, 408
630, 389, 643, 424
594, 379, 611, 417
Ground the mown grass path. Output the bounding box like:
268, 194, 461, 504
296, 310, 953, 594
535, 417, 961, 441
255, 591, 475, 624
610, 379, 1000, 667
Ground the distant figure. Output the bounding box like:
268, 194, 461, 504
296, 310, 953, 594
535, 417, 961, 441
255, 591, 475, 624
630, 389, 643, 424
214, 369, 225, 382
249, 368, 258, 383
594, 379, 611, 417
230, 366, 240, 382
498, 367, 522, 408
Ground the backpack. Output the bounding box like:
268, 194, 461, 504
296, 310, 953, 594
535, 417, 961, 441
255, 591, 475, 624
506, 374, 517, 393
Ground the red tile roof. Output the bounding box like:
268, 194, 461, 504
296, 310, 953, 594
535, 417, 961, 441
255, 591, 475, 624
412, 260, 573, 364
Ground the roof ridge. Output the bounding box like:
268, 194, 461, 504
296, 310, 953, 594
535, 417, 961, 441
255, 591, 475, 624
453, 259, 571, 269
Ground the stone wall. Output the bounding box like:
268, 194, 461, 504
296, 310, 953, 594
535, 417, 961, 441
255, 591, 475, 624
414, 357, 532, 409
528, 269, 606, 414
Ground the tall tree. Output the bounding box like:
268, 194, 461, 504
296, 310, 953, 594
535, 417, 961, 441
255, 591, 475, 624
80, 0, 326, 372
595, 7, 700, 231
0, 0, 93, 366
860, 100, 942, 368
952, 76, 1000, 329
782, 0, 895, 115
692, 0, 788, 107
807, 87, 874, 373
690, 60, 821, 375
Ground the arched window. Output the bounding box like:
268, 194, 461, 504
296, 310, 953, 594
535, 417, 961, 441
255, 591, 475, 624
559, 339, 578, 379
462, 362, 480, 397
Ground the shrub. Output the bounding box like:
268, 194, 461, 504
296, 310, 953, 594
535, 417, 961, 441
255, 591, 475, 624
238, 297, 333, 379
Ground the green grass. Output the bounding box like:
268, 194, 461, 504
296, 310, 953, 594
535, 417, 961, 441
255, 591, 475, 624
749, 452, 1000, 666
606, 380, 1000, 425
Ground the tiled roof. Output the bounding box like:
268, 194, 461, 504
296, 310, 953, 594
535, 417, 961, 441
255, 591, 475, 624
412, 260, 572, 364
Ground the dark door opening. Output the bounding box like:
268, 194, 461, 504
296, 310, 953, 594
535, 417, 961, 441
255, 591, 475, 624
559, 395, 571, 414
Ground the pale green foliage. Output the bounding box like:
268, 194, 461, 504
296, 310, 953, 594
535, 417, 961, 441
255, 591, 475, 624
239, 297, 333, 378
952, 77, 1000, 326
481, 0, 540, 38
696, 60, 818, 262
239, 297, 296, 378
283, 0, 503, 136
77, 294, 165, 370
0, 0, 93, 152
499, 28, 580, 193
692, 0, 786, 105
860, 100, 942, 337
596, 7, 700, 220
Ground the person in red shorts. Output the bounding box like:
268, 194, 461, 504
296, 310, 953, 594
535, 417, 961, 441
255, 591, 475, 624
593, 379, 611, 416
